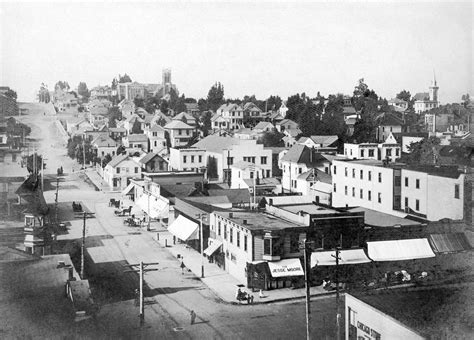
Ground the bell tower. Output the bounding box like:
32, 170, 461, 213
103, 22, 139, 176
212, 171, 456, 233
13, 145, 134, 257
429, 71, 439, 102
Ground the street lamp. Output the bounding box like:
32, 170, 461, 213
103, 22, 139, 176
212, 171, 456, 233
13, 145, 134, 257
196, 213, 207, 278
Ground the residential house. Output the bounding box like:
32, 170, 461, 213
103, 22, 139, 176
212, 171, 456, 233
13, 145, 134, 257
243, 102, 263, 122
173, 112, 197, 127
108, 127, 127, 140
103, 154, 141, 189
294, 168, 333, 205
331, 160, 469, 222
52, 89, 78, 114
70, 120, 94, 137
145, 124, 167, 154
90, 85, 113, 100
343, 133, 401, 162
88, 106, 109, 128
192, 135, 272, 183
376, 112, 404, 142
123, 134, 148, 155
164, 120, 195, 148
216, 103, 244, 130
253, 121, 274, 133
282, 128, 302, 148
123, 114, 145, 135
297, 135, 339, 153
275, 119, 299, 133
280, 144, 332, 194
91, 135, 119, 159
268, 111, 285, 124
414, 76, 439, 113
86, 98, 112, 111
169, 147, 206, 172
211, 113, 229, 131
233, 128, 261, 140
388, 98, 409, 112
138, 152, 169, 173
118, 99, 135, 118
185, 103, 200, 115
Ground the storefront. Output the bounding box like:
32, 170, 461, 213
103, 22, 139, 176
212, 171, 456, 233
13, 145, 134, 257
167, 215, 199, 245
247, 258, 304, 290
203, 240, 223, 264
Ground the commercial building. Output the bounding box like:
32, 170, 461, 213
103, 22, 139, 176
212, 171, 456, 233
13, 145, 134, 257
103, 154, 141, 189
169, 147, 206, 172
343, 133, 401, 163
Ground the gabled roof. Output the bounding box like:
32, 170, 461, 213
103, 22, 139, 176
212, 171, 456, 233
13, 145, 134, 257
217, 103, 243, 112
139, 152, 167, 165
192, 134, 240, 152
207, 188, 250, 204
413, 92, 430, 101
149, 124, 165, 132
297, 169, 332, 184
376, 112, 404, 126
280, 144, 326, 166
284, 128, 302, 138
243, 102, 262, 112
269, 112, 284, 120
164, 120, 194, 129
211, 113, 225, 122
107, 153, 130, 167
300, 135, 339, 147
388, 98, 408, 105
173, 112, 196, 122
126, 134, 148, 142
92, 135, 119, 147
126, 114, 144, 124
254, 121, 273, 130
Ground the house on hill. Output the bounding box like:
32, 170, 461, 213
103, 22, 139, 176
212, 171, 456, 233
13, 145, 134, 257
164, 120, 196, 148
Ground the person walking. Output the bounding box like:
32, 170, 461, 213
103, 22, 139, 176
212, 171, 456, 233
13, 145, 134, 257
190, 310, 196, 325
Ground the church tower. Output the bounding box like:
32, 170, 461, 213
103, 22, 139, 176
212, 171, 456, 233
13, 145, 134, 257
429, 72, 439, 102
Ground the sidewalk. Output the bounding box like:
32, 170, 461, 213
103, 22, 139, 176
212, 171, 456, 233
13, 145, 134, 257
152, 226, 335, 305
84, 169, 119, 193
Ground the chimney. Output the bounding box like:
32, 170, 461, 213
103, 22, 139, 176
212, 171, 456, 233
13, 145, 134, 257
229, 212, 233, 218
243, 219, 248, 225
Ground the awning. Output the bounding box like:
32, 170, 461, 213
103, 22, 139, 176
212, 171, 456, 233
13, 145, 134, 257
311, 249, 371, 267
136, 194, 169, 219
121, 182, 135, 196
204, 240, 223, 256
267, 258, 304, 278
367, 238, 435, 262
167, 215, 199, 241
429, 233, 472, 254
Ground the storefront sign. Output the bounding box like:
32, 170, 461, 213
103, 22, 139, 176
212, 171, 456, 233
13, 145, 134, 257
268, 259, 304, 277
357, 321, 381, 339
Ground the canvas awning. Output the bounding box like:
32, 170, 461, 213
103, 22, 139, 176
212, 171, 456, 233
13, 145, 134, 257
203, 240, 223, 256
367, 238, 435, 262
167, 215, 199, 241
121, 182, 135, 196
311, 249, 371, 267
429, 233, 471, 254
136, 194, 169, 219
267, 258, 304, 278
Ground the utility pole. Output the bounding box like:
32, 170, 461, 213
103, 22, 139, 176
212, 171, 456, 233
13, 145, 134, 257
80, 211, 95, 279
124, 261, 159, 326
332, 246, 342, 340
55, 176, 59, 224
196, 213, 207, 278
147, 192, 151, 231
300, 239, 314, 340
82, 136, 86, 170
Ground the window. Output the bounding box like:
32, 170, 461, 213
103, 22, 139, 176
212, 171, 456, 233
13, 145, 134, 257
405, 177, 409, 187
368, 149, 374, 157
333, 183, 336, 192
218, 222, 221, 236
260, 156, 267, 164
360, 189, 363, 199
183, 156, 187, 163
352, 187, 355, 197
455, 184, 460, 199
368, 171, 372, 181
237, 231, 240, 247
116, 167, 120, 174
333, 166, 337, 174
345, 186, 348, 195
416, 199, 420, 211
396, 148, 400, 156
345, 167, 348, 177
352, 169, 355, 178
224, 225, 227, 240
368, 190, 372, 201
360, 170, 363, 179
361, 149, 365, 158
405, 197, 408, 208
266, 170, 270, 177
378, 192, 382, 203
178, 129, 182, 135
416, 179, 420, 189
230, 228, 233, 243
244, 235, 248, 251
186, 129, 190, 136
386, 148, 392, 156
250, 171, 254, 179
299, 168, 302, 174
378, 173, 382, 183
134, 167, 138, 173
227, 157, 233, 165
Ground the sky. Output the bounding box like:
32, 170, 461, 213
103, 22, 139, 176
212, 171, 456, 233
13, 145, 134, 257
0, 1, 472, 103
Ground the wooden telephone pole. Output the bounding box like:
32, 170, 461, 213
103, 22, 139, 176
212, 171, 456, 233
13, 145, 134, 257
300, 239, 315, 340
124, 261, 159, 326
80, 211, 95, 279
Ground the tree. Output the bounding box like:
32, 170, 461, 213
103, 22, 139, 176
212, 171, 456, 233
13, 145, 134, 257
78, 82, 90, 101
134, 96, 145, 109
117, 145, 126, 155
175, 94, 187, 114
405, 137, 440, 165
108, 106, 121, 128
38, 83, 50, 103
259, 130, 285, 147
160, 100, 169, 114
197, 98, 208, 112
131, 119, 143, 134
461, 94, 471, 108
200, 110, 213, 136
101, 154, 113, 168
118, 74, 132, 83
25, 153, 45, 173
207, 82, 225, 112
55, 81, 70, 91
352, 118, 377, 143
145, 94, 161, 114
168, 87, 180, 113
286, 93, 306, 121
396, 90, 411, 103
266, 95, 282, 111
297, 101, 318, 136
4, 89, 17, 100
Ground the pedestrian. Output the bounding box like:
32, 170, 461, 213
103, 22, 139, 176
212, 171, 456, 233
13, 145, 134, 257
190, 310, 196, 325
180, 261, 186, 274
259, 289, 265, 298
250, 295, 254, 304
235, 288, 242, 301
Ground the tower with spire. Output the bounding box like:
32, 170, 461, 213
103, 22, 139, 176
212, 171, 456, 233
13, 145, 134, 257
429, 71, 439, 103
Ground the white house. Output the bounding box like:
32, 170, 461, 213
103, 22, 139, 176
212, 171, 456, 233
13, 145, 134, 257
145, 124, 167, 155
216, 103, 244, 130
103, 154, 142, 189
230, 161, 264, 189
331, 159, 467, 221
343, 133, 401, 163
123, 134, 149, 154
169, 147, 206, 172
123, 114, 145, 135
414, 76, 439, 113
164, 120, 195, 148
91, 135, 119, 159
253, 121, 274, 133
172, 112, 197, 127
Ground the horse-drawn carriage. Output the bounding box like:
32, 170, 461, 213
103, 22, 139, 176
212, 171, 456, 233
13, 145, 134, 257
114, 206, 132, 216
109, 198, 121, 208
72, 201, 83, 212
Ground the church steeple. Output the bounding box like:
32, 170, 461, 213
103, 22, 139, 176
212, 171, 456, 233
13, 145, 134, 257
429, 70, 439, 102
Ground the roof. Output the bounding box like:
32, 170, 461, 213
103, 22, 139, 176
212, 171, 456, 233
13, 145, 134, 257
92, 135, 118, 147
160, 183, 199, 198
277, 119, 298, 127
207, 188, 250, 204
149, 124, 165, 132
176, 197, 230, 216
281, 144, 326, 166
107, 153, 129, 168
285, 128, 302, 138
348, 207, 421, 227
376, 112, 404, 126
243, 102, 262, 112
349, 286, 474, 339
279, 203, 338, 215
126, 134, 148, 142
300, 135, 339, 147
138, 152, 165, 165
217, 103, 243, 112
413, 92, 430, 101
342, 106, 357, 114
254, 121, 273, 130
68, 280, 93, 312
173, 112, 196, 122
164, 120, 194, 129
15, 175, 49, 215
214, 211, 304, 231
388, 98, 408, 105
109, 127, 126, 132
297, 168, 332, 184
192, 135, 241, 152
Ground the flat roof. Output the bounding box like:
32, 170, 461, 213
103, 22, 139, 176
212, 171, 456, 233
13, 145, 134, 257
279, 203, 338, 215
350, 285, 474, 339
214, 211, 305, 231
348, 207, 421, 227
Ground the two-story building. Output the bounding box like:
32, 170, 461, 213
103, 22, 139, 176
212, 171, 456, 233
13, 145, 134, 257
118, 99, 135, 118
172, 112, 197, 127
169, 147, 206, 172
103, 154, 141, 189
331, 160, 469, 222
164, 120, 195, 148
145, 124, 167, 155
343, 133, 401, 163
138, 152, 169, 173
123, 134, 148, 154
376, 112, 403, 142
216, 103, 244, 130
91, 135, 119, 159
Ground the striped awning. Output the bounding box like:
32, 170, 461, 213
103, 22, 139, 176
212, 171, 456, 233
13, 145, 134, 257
429, 233, 471, 254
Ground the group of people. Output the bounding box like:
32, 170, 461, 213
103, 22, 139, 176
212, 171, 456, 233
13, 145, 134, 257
235, 288, 255, 304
